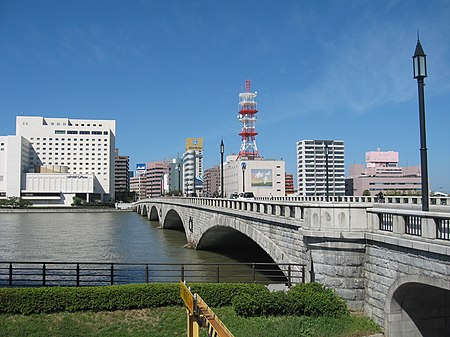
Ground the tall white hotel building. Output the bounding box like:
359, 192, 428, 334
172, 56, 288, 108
0, 116, 115, 206
296, 140, 345, 197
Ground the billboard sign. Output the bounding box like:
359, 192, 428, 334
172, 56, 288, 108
186, 138, 203, 151
136, 163, 146, 173
251, 169, 273, 187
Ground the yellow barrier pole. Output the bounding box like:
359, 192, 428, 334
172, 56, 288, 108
187, 309, 200, 337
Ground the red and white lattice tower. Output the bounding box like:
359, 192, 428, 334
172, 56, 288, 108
237, 80, 261, 160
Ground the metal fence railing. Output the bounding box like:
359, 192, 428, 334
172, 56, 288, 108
0, 262, 306, 288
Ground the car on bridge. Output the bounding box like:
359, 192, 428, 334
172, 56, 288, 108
238, 192, 255, 200
229, 192, 239, 199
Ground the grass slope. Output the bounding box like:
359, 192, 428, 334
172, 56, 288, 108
0, 306, 380, 337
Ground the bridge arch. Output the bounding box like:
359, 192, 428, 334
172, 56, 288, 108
385, 275, 450, 337
197, 221, 294, 265
197, 225, 276, 261
149, 206, 159, 221
141, 205, 148, 217
163, 209, 184, 230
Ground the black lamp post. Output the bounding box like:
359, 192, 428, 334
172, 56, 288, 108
241, 162, 247, 192
324, 142, 330, 202
413, 37, 429, 211
220, 140, 224, 198
176, 162, 181, 196
192, 151, 196, 197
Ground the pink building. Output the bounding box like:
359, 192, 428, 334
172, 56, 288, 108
347, 148, 421, 196
145, 161, 171, 198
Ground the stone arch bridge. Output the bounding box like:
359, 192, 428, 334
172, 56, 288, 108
134, 196, 450, 337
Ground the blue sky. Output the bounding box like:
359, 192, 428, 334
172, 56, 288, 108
1, 1, 449, 192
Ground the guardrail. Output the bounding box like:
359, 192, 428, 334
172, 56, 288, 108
0, 262, 305, 288
142, 195, 450, 206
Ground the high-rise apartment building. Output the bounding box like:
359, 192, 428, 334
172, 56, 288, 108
203, 165, 221, 197
114, 148, 129, 194
296, 140, 345, 196
183, 138, 203, 196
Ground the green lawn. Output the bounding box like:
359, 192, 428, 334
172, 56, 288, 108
0, 306, 380, 337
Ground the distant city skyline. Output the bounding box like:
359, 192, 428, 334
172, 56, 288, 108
1, 1, 449, 192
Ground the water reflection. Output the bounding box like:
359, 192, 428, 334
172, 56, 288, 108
0, 212, 268, 264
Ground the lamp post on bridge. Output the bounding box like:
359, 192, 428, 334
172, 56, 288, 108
241, 162, 247, 192
175, 162, 181, 196
220, 140, 224, 198
324, 141, 330, 202
413, 37, 430, 211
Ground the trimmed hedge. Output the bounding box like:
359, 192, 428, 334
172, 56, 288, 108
0, 283, 269, 315
233, 282, 349, 318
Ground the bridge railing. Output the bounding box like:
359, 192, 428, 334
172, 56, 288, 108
255, 195, 449, 206
0, 262, 306, 288
369, 207, 450, 242
181, 197, 306, 221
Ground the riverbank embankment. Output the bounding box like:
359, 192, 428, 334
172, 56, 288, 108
0, 207, 133, 214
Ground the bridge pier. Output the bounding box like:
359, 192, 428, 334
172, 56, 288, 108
305, 236, 366, 311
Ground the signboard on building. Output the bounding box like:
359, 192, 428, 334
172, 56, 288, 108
251, 169, 273, 187
186, 138, 203, 151
136, 163, 146, 173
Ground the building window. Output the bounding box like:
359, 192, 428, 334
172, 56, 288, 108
55, 130, 65, 134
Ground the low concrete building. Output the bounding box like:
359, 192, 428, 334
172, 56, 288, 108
223, 155, 285, 197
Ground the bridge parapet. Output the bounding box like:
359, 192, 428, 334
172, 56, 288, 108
368, 204, 450, 248
134, 197, 450, 241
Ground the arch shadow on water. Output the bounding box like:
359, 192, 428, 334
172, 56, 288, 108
196, 226, 289, 284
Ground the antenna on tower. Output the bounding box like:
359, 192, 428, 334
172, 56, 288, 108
245, 80, 250, 93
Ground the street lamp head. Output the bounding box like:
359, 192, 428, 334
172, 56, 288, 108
413, 39, 427, 79
220, 139, 224, 154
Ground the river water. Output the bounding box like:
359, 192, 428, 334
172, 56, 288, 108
0, 211, 239, 263
0, 211, 285, 285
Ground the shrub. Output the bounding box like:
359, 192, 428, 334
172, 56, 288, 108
0, 283, 267, 315
232, 292, 264, 317
288, 283, 348, 317
233, 282, 348, 318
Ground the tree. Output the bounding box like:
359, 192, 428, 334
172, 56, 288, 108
362, 190, 371, 196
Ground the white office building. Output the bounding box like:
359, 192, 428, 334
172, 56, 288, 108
296, 140, 345, 196
0, 135, 31, 198
0, 116, 116, 206
223, 155, 285, 197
